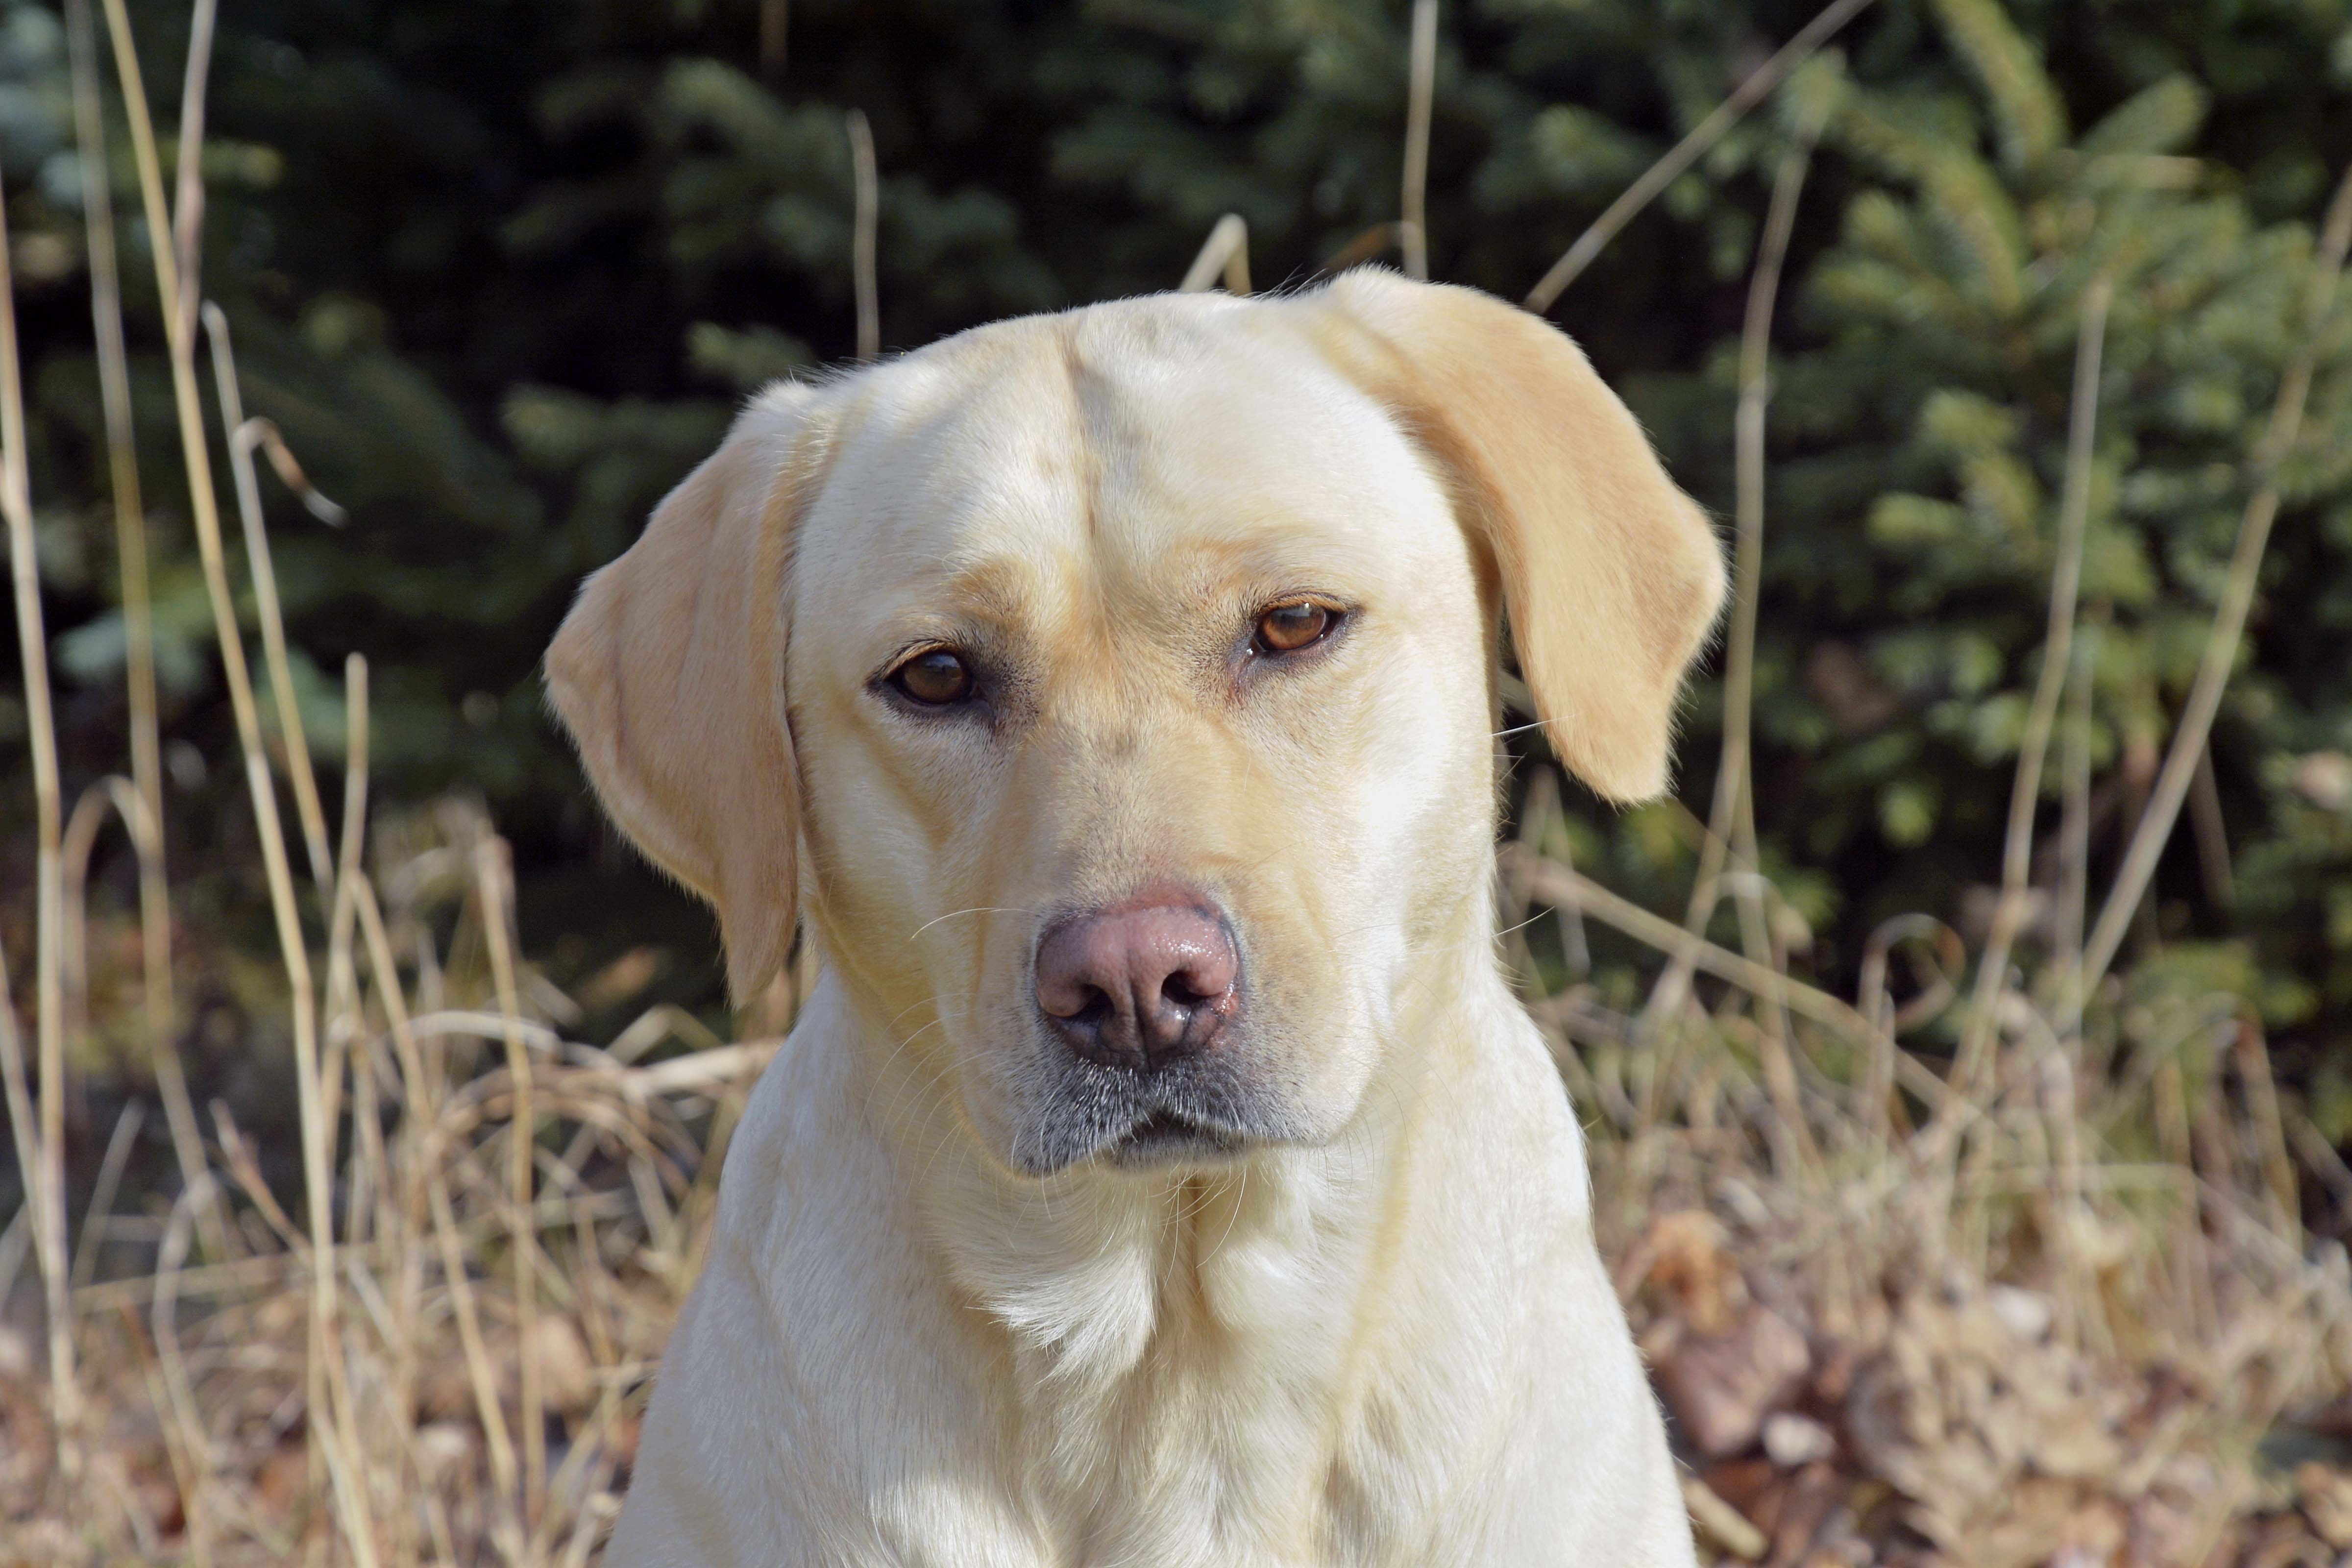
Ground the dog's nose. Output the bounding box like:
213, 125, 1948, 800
1034, 893, 1240, 1068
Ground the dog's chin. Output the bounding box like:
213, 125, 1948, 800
1009, 1103, 1259, 1177
1100, 1110, 1246, 1171
997, 1046, 1304, 1178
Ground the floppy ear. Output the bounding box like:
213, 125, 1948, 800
1302, 270, 1726, 801
546, 383, 832, 1002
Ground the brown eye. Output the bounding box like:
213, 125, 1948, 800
889, 649, 974, 706
1253, 601, 1336, 655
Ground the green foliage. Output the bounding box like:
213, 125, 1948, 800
5, 0, 2352, 1062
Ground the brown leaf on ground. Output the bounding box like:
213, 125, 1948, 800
1659, 1301, 1813, 1459
1703, 1454, 1781, 1521
1764, 1460, 1842, 1567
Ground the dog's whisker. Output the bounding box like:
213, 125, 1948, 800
1199, 1159, 1249, 1274
906, 905, 1034, 942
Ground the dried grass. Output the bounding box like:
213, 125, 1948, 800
846, 108, 879, 362
7, 7, 2352, 1568
1398, 0, 1436, 282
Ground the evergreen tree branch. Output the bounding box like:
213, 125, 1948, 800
2078, 163, 2352, 997
1524, 0, 1877, 314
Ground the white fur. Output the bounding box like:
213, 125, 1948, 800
613, 961, 1690, 1567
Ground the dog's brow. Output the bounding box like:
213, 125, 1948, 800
931, 555, 1045, 626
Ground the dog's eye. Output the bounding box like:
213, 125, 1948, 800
1253, 602, 1337, 656
889, 649, 975, 706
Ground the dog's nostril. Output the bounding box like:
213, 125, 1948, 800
1040, 979, 1113, 1025
1161, 972, 1212, 1008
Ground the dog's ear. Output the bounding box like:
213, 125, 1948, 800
546, 384, 833, 1002
1303, 270, 1726, 802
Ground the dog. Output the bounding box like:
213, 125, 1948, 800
546, 270, 1724, 1566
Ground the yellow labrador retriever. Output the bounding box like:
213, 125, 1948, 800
547, 270, 1723, 1566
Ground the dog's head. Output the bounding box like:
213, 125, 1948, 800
547, 273, 1722, 1176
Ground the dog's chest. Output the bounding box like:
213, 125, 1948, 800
959, 1166, 1499, 1567
995, 1302, 1499, 1568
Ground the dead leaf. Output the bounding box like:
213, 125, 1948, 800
1660, 1302, 1811, 1458
1765, 1461, 1842, 1568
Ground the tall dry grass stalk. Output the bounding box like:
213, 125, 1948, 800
169, 0, 217, 351
2058, 616, 2095, 1041
477, 838, 546, 1527
848, 108, 879, 361
1928, 274, 2112, 1159
1179, 213, 1251, 294
1398, 0, 1436, 281
1646, 90, 1832, 1189
1317, 219, 1418, 276
204, 302, 337, 896
0, 162, 83, 1482
62, 0, 216, 1257
59, 779, 159, 1101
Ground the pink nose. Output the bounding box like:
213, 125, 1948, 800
1034, 892, 1241, 1068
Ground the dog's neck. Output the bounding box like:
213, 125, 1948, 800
812, 914, 1531, 1552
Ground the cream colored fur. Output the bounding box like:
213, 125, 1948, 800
546, 271, 1725, 1567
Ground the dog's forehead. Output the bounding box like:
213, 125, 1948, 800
793, 294, 1446, 614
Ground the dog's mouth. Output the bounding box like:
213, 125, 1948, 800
1011, 1039, 1293, 1176
1103, 1108, 1243, 1169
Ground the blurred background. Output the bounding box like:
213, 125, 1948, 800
9, 0, 2352, 1562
